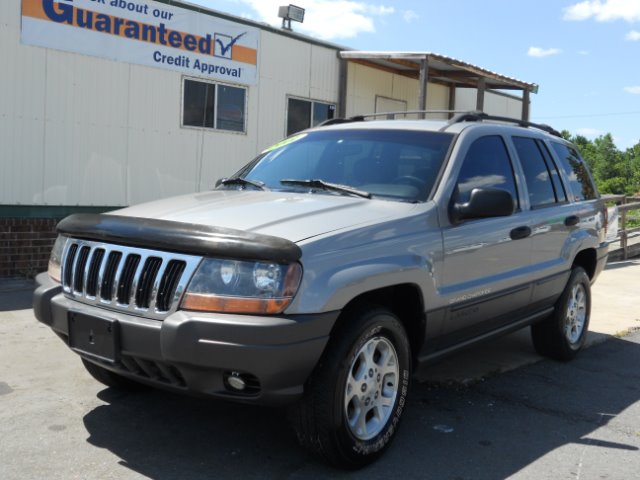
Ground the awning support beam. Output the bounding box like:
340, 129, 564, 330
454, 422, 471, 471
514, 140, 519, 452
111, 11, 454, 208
448, 85, 456, 118
418, 58, 429, 119
338, 57, 348, 118
476, 78, 486, 112
522, 90, 530, 121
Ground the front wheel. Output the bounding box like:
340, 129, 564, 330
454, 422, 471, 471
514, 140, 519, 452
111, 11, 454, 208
531, 266, 591, 361
290, 306, 411, 469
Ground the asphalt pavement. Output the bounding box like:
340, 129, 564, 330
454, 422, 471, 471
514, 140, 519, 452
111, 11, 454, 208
1, 261, 639, 479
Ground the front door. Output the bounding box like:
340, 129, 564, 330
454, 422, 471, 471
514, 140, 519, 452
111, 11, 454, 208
439, 134, 533, 343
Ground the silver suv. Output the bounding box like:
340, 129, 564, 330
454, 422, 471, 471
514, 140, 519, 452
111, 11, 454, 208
34, 112, 609, 468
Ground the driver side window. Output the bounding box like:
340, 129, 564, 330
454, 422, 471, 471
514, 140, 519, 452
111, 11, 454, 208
455, 135, 519, 209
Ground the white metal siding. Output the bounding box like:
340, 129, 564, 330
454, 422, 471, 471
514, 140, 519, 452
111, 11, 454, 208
42, 51, 130, 206
1, 3, 46, 205
256, 32, 312, 145
345, 63, 450, 119
455, 88, 524, 119
309, 45, 340, 102
2, 3, 524, 208
2, 6, 341, 207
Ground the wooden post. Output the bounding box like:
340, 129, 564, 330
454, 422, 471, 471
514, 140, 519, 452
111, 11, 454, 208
337, 58, 348, 118
418, 58, 429, 119
522, 90, 530, 121
476, 78, 486, 112
448, 84, 456, 118
622, 196, 628, 260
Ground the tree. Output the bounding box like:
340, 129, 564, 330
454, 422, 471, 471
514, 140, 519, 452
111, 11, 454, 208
566, 133, 640, 196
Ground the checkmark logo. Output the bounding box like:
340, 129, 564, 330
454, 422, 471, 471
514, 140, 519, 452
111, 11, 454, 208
214, 32, 246, 59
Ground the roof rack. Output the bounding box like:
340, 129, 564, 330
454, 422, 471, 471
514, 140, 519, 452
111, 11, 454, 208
445, 111, 562, 138
317, 116, 365, 127
317, 109, 464, 127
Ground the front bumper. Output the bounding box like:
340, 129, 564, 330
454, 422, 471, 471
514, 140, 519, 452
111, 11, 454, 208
34, 272, 336, 405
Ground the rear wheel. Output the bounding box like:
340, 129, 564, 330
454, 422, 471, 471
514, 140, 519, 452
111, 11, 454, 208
81, 358, 149, 391
531, 266, 591, 361
290, 305, 411, 469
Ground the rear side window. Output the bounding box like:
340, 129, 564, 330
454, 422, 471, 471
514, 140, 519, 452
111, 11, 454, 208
538, 142, 568, 203
455, 135, 519, 208
550, 142, 597, 201
513, 137, 560, 208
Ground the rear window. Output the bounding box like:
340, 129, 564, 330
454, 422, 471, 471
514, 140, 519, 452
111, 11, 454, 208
550, 142, 597, 201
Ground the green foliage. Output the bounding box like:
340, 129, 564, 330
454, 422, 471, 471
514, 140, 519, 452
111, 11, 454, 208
565, 132, 640, 196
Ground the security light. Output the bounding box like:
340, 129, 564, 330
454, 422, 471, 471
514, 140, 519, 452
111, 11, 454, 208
278, 5, 305, 31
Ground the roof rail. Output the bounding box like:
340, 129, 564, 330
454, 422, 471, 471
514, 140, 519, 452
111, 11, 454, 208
357, 109, 465, 120
317, 116, 365, 127
317, 110, 464, 127
445, 111, 562, 137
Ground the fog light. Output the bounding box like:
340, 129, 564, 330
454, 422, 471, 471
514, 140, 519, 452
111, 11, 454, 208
227, 372, 246, 391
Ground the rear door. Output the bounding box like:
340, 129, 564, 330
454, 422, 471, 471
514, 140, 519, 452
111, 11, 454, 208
509, 136, 574, 306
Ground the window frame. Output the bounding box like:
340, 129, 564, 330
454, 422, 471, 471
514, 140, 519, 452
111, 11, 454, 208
452, 134, 521, 213
181, 76, 248, 134
285, 95, 337, 137
512, 136, 564, 210
548, 141, 598, 202
537, 140, 569, 205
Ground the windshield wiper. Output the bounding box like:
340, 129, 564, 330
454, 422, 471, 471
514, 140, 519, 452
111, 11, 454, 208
219, 177, 268, 190
280, 179, 371, 199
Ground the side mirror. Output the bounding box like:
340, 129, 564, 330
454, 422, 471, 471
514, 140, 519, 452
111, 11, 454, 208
215, 178, 227, 188
451, 188, 514, 223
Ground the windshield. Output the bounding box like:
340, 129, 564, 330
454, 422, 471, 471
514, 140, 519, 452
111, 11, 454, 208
225, 128, 454, 202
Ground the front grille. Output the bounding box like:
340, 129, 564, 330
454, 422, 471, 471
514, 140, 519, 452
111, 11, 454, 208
60, 238, 201, 319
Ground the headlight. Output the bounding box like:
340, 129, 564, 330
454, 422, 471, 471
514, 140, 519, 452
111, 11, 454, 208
181, 258, 302, 314
47, 236, 67, 283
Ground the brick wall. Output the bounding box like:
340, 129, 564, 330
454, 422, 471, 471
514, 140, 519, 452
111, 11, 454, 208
0, 218, 60, 278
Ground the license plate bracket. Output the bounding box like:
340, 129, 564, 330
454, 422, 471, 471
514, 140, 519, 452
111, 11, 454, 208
68, 312, 119, 363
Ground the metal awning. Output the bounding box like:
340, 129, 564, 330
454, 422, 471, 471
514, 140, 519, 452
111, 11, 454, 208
338, 51, 538, 120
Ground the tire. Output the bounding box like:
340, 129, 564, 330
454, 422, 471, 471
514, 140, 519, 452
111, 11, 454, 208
289, 305, 411, 469
531, 266, 591, 361
81, 358, 149, 391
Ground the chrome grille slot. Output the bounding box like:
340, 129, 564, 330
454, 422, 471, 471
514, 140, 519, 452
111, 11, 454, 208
59, 238, 201, 320
85, 248, 105, 298
135, 257, 162, 309
63, 243, 78, 289
73, 246, 91, 293
116, 254, 141, 305
156, 260, 187, 312
101, 251, 122, 301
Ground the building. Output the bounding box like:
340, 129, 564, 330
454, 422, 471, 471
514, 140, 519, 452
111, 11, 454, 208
0, 0, 538, 277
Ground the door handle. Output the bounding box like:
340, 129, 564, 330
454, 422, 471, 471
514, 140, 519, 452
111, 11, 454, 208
510, 226, 531, 240
564, 215, 580, 227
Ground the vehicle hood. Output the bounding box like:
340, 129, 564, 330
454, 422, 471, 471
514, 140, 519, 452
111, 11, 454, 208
112, 190, 418, 243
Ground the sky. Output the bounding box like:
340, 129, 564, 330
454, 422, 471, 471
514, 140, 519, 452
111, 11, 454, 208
188, 0, 640, 149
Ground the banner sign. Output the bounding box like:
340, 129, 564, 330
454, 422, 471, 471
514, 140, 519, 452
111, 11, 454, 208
21, 0, 259, 85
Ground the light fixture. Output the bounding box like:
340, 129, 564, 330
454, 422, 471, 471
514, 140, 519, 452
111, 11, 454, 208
278, 5, 305, 31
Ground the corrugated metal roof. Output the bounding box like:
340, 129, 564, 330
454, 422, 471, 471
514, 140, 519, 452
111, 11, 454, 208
340, 51, 538, 93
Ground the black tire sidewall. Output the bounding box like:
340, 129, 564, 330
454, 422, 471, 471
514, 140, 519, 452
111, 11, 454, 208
531, 266, 592, 361
330, 309, 411, 465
